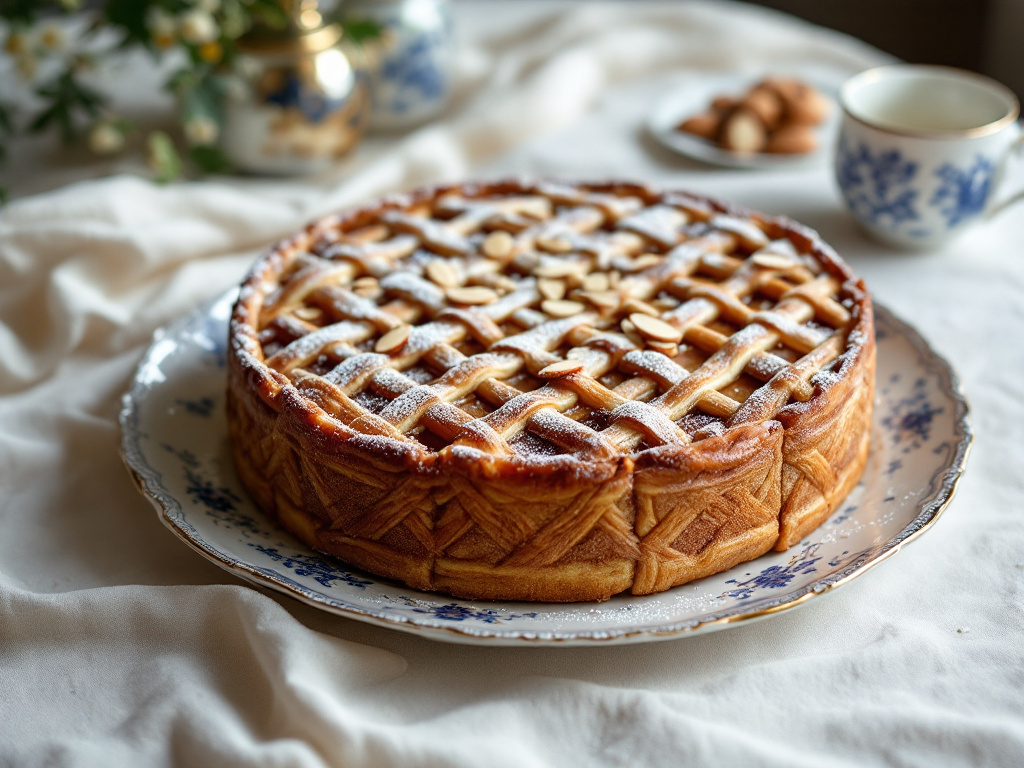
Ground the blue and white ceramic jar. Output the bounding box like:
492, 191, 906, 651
341, 0, 453, 130
219, 7, 371, 175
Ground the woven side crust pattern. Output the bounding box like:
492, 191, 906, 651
228, 343, 873, 601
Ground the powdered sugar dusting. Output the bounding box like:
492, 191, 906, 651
756, 238, 799, 258
710, 215, 770, 249
617, 205, 687, 248
810, 369, 841, 389
323, 352, 390, 389
493, 314, 597, 362
237, 180, 873, 469
381, 210, 471, 256
269, 321, 370, 370
404, 321, 463, 357
380, 271, 447, 314
379, 385, 441, 426
847, 328, 868, 351
750, 310, 829, 350
746, 352, 789, 381
609, 400, 684, 445
621, 350, 687, 386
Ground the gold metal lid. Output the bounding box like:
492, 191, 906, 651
235, 0, 342, 55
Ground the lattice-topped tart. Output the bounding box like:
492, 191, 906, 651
228, 180, 874, 602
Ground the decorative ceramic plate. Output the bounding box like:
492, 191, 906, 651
648, 71, 844, 169
121, 290, 971, 646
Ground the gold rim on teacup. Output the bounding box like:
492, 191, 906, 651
840, 64, 1020, 140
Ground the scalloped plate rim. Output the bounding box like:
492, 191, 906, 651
120, 291, 972, 646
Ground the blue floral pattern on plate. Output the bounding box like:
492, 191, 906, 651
396, 597, 539, 624
723, 545, 824, 600
881, 376, 945, 454
250, 545, 374, 590
120, 291, 971, 646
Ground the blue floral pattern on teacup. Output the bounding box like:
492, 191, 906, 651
931, 155, 994, 227
836, 137, 920, 226
837, 137, 998, 239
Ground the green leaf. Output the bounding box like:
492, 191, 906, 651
69, 77, 104, 115
0, 101, 14, 136
146, 130, 183, 183
110, 115, 136, 134
220, 0, 249, 40
104, 0, 193, 51
189, 144, 232, 174
30, 69, 108, 143
342, 18, 383, 44
102, 0, 153, 47
180, 71, 224, 124
166, 67, 199, 96
28, 101, 68, 138
248, 0, 290, 31
0, 0, 43, 25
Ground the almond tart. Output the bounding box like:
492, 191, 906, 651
227, 180, 874, 602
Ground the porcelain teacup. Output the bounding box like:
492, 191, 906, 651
835, 65, 1023, 249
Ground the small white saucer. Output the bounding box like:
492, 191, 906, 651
648, 72, 844, 169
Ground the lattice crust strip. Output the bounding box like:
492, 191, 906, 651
228, 180, 875, 601
250, 181, 855, 464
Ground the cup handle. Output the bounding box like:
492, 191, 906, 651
987, 125, 1024, 219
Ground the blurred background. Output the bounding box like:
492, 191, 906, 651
747, 0, 1023, 99
3, 0, 1021, 197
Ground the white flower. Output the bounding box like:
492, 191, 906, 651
178, 10, 219, 45
220, 74, 249, 102
88, 122, 125, 155
38, 24, 66, 53
221, 12, 246, 40
191, 0, 221, 13
233, 55, 262, 80
71, 52, 97, 73
147, 7, 177, 47
3, 30, 31, 56
184, 115, 219, 145
15, 53, 38, 80
146, 7, 175, 34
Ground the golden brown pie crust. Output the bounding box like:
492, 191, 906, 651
227, 180, 874, 602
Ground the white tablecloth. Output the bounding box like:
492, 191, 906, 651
2, 2, 1023, 766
